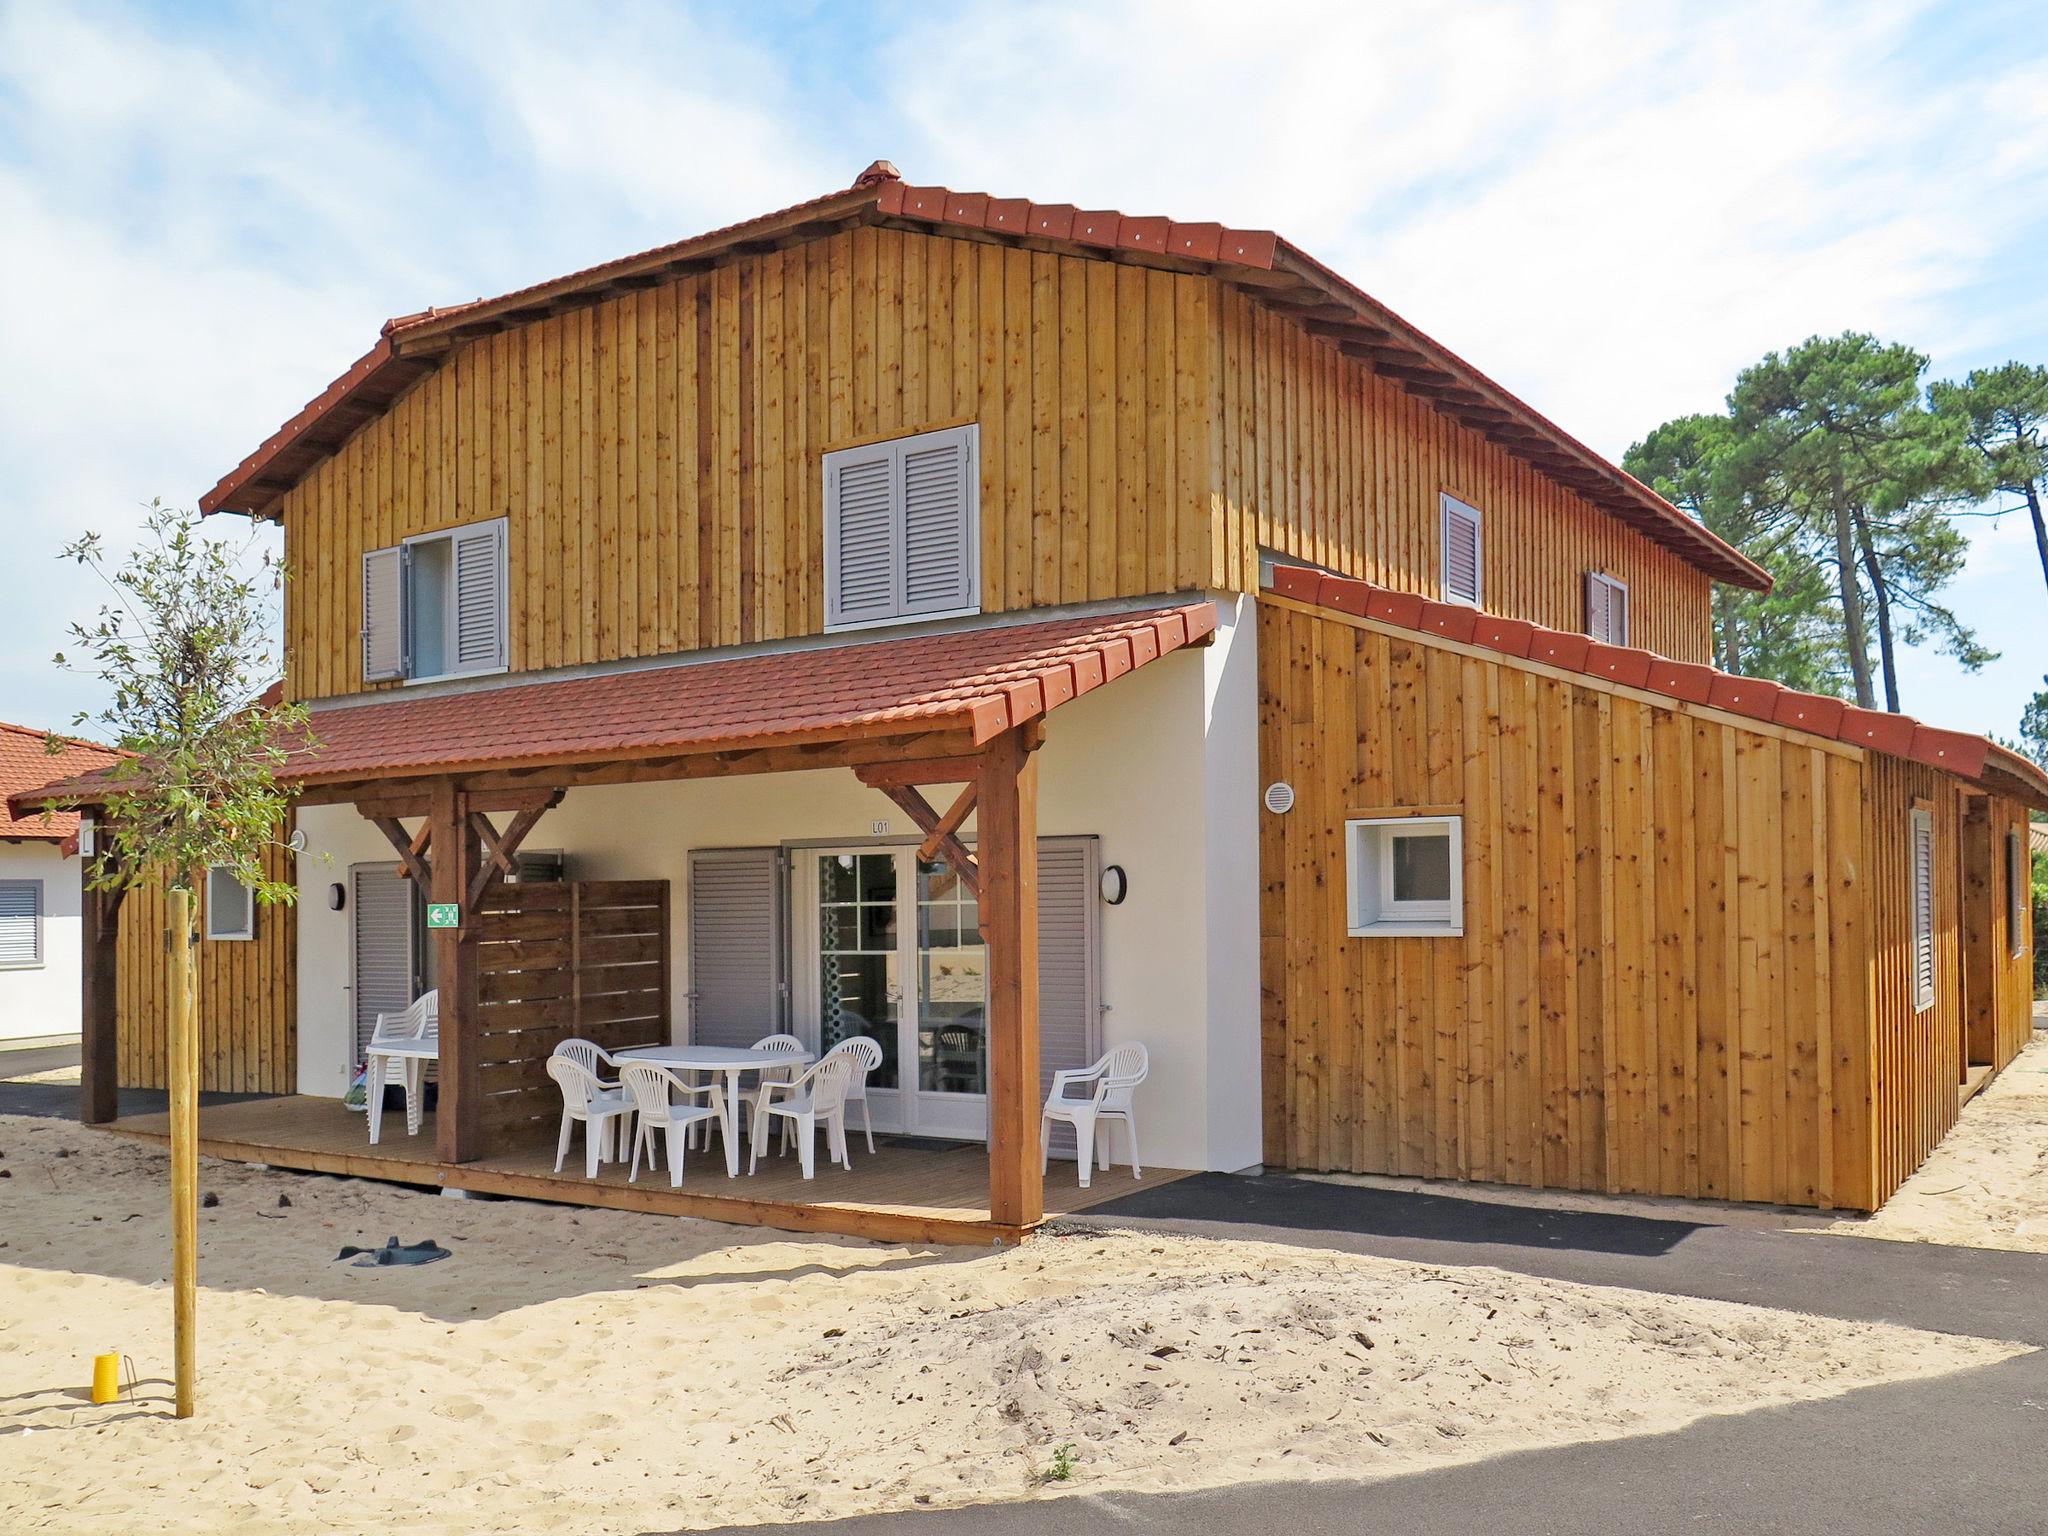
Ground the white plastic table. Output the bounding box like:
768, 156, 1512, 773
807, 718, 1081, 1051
614, 1043, 811, 1177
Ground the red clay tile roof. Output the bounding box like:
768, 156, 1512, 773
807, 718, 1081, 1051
12, 606, 1214, 806
0, 721, 124, 842
1267, 566, 2048, 810
198, 163, 1767, 593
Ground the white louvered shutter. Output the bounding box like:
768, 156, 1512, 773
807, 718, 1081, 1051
1037, 837, 1102, 1157
450, 519, 508, 673
825, 446, 899, 628
688, 848, 788, 1048
362, 545, 404, 681
352, 864, 416, 1067
1586, 572, 1629, 645
1441, 494, 1482, 605
901, 427, 977, 616
1911, 811, 1935, 1011
0, 881, 42, 967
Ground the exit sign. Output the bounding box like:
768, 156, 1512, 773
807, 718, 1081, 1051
425, 903, 460, 930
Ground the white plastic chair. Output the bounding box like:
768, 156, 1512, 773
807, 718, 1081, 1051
747, 1032, 811, 1146
1041, 1042, 1148, 1189
363, 991, 439, 1146
750, 1052, 857, 1179
552, 1038, 635, 1158
826, 1036, 886, 1154
620, 1062, 727, 1188
546, 1055, 635, 1179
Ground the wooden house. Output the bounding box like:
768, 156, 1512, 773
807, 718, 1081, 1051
18, 162, 2043, 1240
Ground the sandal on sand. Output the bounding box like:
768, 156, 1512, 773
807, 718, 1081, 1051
336, 1236, 451, 1267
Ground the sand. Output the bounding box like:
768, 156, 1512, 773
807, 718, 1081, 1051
1826, 1029, 2048, 1253
0, 1116, 2027, 1534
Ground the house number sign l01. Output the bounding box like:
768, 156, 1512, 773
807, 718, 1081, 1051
425, 903, 460, 930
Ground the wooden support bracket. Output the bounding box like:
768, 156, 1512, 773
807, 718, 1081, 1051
877, 784, 981, 900
464, 791, 563, 913
367, 814, 433, 889
915, 782, 978, 865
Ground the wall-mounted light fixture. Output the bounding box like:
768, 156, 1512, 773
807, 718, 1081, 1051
1099, 864, 1128, 905
327, 883, 346, 912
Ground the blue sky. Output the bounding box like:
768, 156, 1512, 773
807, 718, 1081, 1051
2, 0, 2044, 741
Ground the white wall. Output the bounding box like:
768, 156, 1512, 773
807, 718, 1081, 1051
0, 842, 82, 1045
294, 595, 1265, 1171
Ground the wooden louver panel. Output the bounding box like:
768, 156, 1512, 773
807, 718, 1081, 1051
826, 448, 899, 628
1441, 494, 1482, 605
1037, 836, 1102, 1155
687, 847, 787, 1048
901, 427, 977, 616
362, 545, 404, 682
1912, 809, 1936, 1011
451, 519, 508, 673
1586, 571, 1629, 645
351, 863, 416, 1068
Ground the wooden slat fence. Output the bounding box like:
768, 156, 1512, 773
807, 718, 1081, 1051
473, 879, 671, 1154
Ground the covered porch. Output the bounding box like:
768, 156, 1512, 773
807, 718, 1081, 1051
74, 603, 1231, 1244
103, 1094, 1179, 1244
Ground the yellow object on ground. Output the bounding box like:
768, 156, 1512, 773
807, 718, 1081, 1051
90, 1351, 120, 1405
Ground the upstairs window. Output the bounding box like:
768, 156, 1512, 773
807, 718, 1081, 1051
1346, 815, 1464, 937
362, 517, 508, 684
205, 866, 255, 942
1910, 808, 1935, 1012
1586, 572, 1630, 645
0, 880, 43, 968
824, 425, 979, 632
1440, 493, 1482, 606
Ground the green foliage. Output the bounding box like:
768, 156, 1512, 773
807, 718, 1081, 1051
1624, 415, 1850, 692
1037, 1443, 1079, 1484
1632, 334, 2001, 712
54, 501, 306, 904
2022, 678, 2048, 770
1930, 362, 2048, 594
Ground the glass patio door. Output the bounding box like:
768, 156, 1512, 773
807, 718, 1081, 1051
805, 847, 989, 1141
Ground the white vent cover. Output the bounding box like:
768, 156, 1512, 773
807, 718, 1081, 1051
1263, 782, 1296, 815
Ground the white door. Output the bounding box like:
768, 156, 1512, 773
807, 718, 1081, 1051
798, 846, 988, 1141
350, 862, 421, 1073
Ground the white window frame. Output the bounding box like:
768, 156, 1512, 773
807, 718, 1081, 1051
1910, 808, 1935, 1013
205, 865, 256, 943
1346, 815, 1464, 937
1439, 493, 1483, 607
1587, 571, 1630, 645
2011, 827, 2030, 958
398, 516, 509, 685
822, 425, 981, 635
0, 879, 44, 969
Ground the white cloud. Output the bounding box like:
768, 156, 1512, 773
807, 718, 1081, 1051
2, 0, 2042, 736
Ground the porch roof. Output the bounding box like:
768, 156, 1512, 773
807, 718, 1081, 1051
11, 604, 1215, 811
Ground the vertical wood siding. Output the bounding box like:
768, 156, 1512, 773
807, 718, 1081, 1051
1219, 291, 1713, 663
282, 229, 1224, 701
1258, 598, 1875, 1210
114, 837, 297, 1094
281, 229, 1718, 701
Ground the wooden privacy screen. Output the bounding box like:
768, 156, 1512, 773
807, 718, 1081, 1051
473, 879, 671, 1155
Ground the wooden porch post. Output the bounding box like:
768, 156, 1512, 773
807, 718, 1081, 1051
431, 781, 484, 1164
79, 881, 119, 1126
980, 725, 1042, 1231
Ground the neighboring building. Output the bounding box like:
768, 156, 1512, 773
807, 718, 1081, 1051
18, 163, 2044, 1238
0, 722, 122, 1049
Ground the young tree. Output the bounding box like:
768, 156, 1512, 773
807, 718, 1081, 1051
2021, 677, 2048, 770
1929, 362, 2048, 598
53, 502, 303, 1420
1726, 333, 1990, 711
1624, 413, 1850, 691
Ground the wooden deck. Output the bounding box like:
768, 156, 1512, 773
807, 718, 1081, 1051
103, 1096, 1181, 1246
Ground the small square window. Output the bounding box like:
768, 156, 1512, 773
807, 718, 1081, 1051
1347, 816, 1463, 936
0, 880, 43, 968
205, 866, 255, 942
